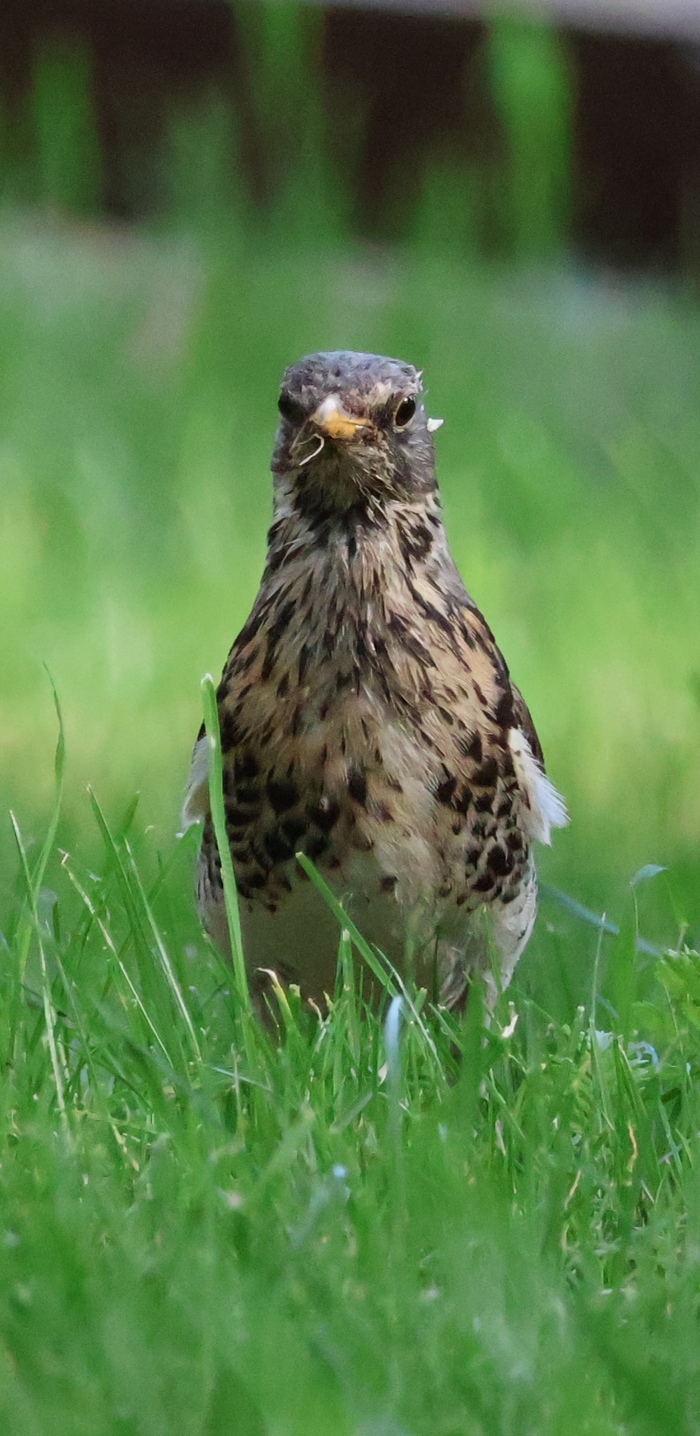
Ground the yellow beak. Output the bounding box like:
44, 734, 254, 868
310, 394, 370, 441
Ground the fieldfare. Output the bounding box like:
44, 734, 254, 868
184, 351, 567, 1009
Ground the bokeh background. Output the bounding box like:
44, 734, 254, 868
2, 0, 699, 1000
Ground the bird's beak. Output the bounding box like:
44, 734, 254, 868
310, 394, 371, 441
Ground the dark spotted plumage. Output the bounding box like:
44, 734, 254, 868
184, 351, 567, 1010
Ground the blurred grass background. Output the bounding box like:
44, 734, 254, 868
1, 4, 698, 977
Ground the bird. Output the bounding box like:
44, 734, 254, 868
183, 350, 567, 1012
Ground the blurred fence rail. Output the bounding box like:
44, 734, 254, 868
314, 0, 700, 41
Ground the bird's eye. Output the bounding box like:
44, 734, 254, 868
278, 392, 304, 423
393, 396, 416, 429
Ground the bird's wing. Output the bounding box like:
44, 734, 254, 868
431, 590, 568, 847
506, 684, 568, 846
509, 683, 544, 765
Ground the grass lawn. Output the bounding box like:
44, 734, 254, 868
1, 213, 699, 1433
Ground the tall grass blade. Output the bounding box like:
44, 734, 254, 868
542, 884, 662, 958
295, 852, 395, 995
122, 838, 202, 1065
61, 857, 172, 1064
88, 787, 175, 1067
13, 671, 66, 983
10, 812, 69, 1135
384, 994, 404, 1160
200, 674, 248, 1010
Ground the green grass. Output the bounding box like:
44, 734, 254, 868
3, 715, 700, 1434
0, 203, 699, 1431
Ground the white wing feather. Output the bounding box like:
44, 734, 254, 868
181, 735, 211, 829
508, 728, 568, 846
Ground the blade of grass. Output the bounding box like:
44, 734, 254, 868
89, 787, 176, 1064
10, 812, 69, 1136
338, 929, 361, 1068
295, 851, 395, 995
385, 994, 405, 1168
123, 837, 202, 1065
200, 675, 248, 1009
13, 670, 66, 984
542, 884, 662, 958
62, 854, 173, 1063
455, 976, 485, 1135
297, 852, 446, 1084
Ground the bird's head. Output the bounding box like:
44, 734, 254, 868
271, 351, 442, 521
